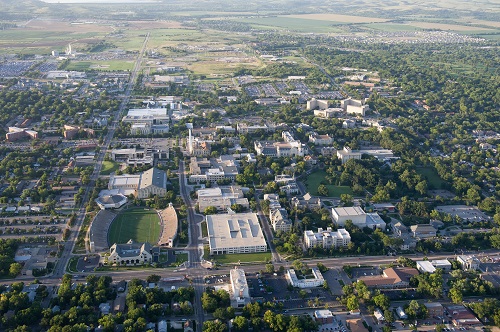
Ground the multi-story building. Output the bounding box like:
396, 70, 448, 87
108, 240, 155, 265
332, 207, 366, 227
341, 98, 369, 116
307, 98, 329, 110
337, 146, 362, 164
229, 268, 251, 308
237, 123, 275, 134
206, 212, 267, 255
108, 167, 168, 198
314, 108, 343, 118
410, 224, 437, 238
6, 127, 38, 142
198, 197, 249, 212
304, 227, 351, 249
309, 133, 334, 145
254, 141, 305, 157
457, 255, 480, 271
269, 208, 292, 232
286, 267, 324, 288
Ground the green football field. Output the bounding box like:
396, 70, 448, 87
108, 209, 161, 245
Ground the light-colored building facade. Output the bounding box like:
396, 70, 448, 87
341, 98, 369, 116
307, 98, 329, 111
108, 240, 153, 265
269, 208, 292, 232
309, 133, 333, 145
206, 212, 267, 255
457, 255, 480, 271
304, 227, 351, 249
286, 267, 324, 288
108, 167, 167, 198
229, 268, 251, 308
337, 146, 362, 164
332, 206, 366, 227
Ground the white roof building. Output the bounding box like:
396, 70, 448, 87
206, 212, 267, 255
229, 268, 250, 308
304, 227, 351, 249
332, 206, 366, 227
416, 260, 436, 274
286, 267, 324, 288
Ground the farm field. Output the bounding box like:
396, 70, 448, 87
232, 17, 344, 33
285, 13, 388, 23
305, 170, 354, 197
108, 208, 161, 245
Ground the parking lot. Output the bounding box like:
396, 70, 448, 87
76, 255, 100, 273
350, 267, 381, 279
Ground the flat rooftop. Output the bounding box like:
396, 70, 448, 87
207, 213, 267, 250
127, 108, 168, 117
435, 205, 490, 221
333, 206, 366, 217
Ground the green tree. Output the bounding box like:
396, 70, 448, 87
232, 316, 249, 331
203, 320, 228, 332
204, 206, 218, 215
449, 287, 463, 304
9, 262, 22, 277
317, 184, 329, 196
346, 295, 359, 311
373, 294, 390, 310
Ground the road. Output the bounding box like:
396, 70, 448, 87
50, 32, 150, 279
254, 190, 281, 263
178, 160, 206, 326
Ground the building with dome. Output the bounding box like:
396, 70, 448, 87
95, 192, 128, 210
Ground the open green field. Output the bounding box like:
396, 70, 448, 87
108, 209, 161, 245
416, 167, 446, 189
100, 160, 120, 175
232, 17, 343, 33
212, 252, 272, 264
305, 171, 354, 197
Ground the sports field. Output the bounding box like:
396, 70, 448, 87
108, 209, 161, 245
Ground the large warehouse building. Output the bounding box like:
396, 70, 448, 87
206, 212, 267, 255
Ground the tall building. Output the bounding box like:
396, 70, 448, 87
341, 98, 369, 116
229, 268, 250, 307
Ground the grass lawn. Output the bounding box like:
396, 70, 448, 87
305, 170, 354, 197
108, 208, 161, 245
174, 253, 188, 265
67, 257, 79, 272
212, 252, 272, 264
100, 160, 120, 175
416, 167, 446, 189
201, 221, 208, 237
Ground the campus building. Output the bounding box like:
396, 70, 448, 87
229, 268, 251, 308
286, 267, 325, 288
6, 127, 38, 142
108, 240, 158, 265
341, 98, 369, 116
108, 167, 168, 198
304, 227, 351, 249
206, 212, 267, 255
